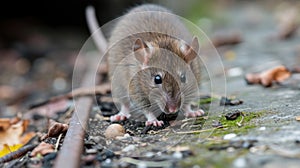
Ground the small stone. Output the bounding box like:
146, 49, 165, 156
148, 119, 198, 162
220, 97, 243, 106
226, 147, 235, 152
137, 162, 147, 168
259, 126, 266, 131
122, 144, 136, 152
86, 148, 97, 154
233, 157, 247, 168
172, 151, 183, 159
104, 124, 125, 139
105, 158, 112, 164
145, 152, 155, 158
227, 67, 243, 77
223, 133, 237, 140
225, 110, 241, 120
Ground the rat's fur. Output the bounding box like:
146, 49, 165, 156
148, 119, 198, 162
107, 4, 203, 126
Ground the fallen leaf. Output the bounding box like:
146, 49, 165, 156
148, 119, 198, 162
0, 118, 35, 156
0, 144, 23, 157
245, 65, 291, 87
47, 119, 68, 137
30, 142, 54, 157
41, 119, 68, 140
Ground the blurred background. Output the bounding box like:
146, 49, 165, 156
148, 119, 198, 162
0, 0, 299, 116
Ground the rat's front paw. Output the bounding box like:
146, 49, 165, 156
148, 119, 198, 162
110, 113, 130, 121
184, 109, 205, 117
145, 120, 164, 127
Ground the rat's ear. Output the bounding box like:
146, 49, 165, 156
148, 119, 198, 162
180, 36, 199, 64
133, 38, 151, 66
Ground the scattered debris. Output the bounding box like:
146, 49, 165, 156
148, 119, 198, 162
236, 114, 245, 127
223, 133, 237, 140
0, 144, 37, 164
245, 65, 291, 87
104, 124, 125, 139
220, 97, 243, 106
0, 117, 35, 157
122, 145, 136, 152
225, 110, 242, 120
30, 142, 54, 157
41, 119, 68, 140
212, 120, 223, 128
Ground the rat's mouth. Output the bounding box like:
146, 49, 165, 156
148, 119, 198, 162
164, 103, 180, 114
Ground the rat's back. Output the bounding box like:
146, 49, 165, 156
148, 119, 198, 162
108, 4, 192, 76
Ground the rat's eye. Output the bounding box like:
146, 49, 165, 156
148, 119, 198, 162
180, 73, 186, 83
154, 75, 162, 84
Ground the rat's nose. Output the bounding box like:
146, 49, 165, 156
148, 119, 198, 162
166, 103, 178, 113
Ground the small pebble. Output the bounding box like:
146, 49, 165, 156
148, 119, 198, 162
105, 158, 112, 164
259, 126, 266, 131
145, 152, 155, 158
223, 133, 237, 140
227, 67, 243, 77
172, 151, 183, 159
226, 147, 235, 152
137, 162, 147, 168
225, 110, 241, 120
104, 124, 125, 139
233, 157, 247, 168
122, 144, 136, 152
86, 148, 97, 154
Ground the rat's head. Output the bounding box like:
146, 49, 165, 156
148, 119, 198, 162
131, 35, 200, 114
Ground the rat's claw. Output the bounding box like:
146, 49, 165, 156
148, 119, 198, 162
146, 120, 164, 127
184, 109, 205, 117
110, 114, 128, 121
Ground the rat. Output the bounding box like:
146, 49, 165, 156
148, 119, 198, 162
104, 4, 204, 126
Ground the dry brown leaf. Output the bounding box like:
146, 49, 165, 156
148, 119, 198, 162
30, 142, 54, 157
245, 65, 291, 87
0, 118, 11, 131
47, 119, 68, 137
0, 118, 34, 151
41, 119, 68, 140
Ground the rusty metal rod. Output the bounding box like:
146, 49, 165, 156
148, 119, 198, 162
54, 6, 107, 168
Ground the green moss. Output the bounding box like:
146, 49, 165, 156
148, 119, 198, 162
179, 149, 236, 168
210, 110, 265, 137
198, 97, 218, 105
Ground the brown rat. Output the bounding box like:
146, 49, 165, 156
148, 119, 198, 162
107, 4, 203, 126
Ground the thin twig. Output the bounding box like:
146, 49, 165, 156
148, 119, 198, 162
0, 144, 37, 164
55, 134, 63, 152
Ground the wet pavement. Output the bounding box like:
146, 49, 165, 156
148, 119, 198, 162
198, 2, 300, 167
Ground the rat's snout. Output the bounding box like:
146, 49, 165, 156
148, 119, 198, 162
164, 97, 181, 114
